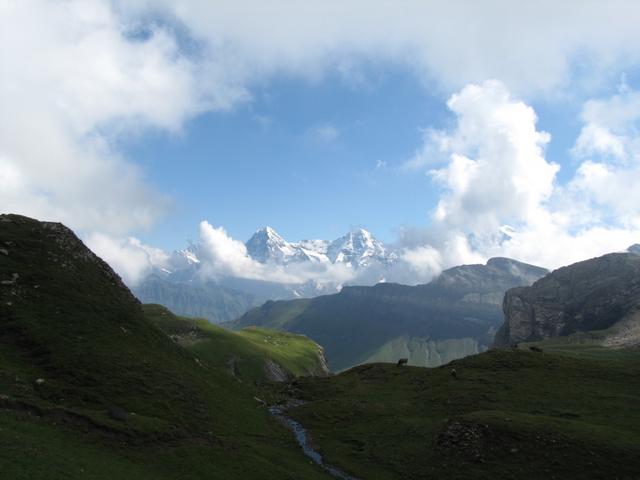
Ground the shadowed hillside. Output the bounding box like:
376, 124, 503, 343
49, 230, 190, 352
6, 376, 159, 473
0, 214, 329, 479
273, 347, 640, 479
230, 258, 547, 371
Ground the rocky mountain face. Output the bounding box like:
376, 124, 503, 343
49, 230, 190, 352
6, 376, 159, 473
495, 251, 640, 347
229, 257, 547, 371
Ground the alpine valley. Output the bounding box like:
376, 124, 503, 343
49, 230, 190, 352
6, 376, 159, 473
2, 214, 640, 480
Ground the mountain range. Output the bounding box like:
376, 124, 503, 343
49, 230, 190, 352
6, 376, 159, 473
228, 257, 548, 371
134, 226, 397, 322
177, 226, 397, 271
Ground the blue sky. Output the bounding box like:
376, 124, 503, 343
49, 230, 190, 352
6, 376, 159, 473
4, 1, 640, 284
126, 66, 593, 251
127, 68, 448, 248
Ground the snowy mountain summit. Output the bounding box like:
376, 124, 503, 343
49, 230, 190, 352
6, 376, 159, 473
245, 227, 328, 264
153, 226, 397, 291
244, 226, 395, 268
327, 228, 396, 268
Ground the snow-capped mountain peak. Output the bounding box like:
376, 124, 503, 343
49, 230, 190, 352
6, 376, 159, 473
327, 228, 394, 268
244, 226, 395, 268
245, 226, 311, 264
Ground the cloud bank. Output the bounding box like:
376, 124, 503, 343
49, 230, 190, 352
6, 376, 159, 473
122, 0, 640, 95
400, 80, 640, 279
4, 1, 640, 287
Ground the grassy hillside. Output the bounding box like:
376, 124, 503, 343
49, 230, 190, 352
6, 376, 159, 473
143, 304, 327, 383
0, 214, 329, 479
519, 334, 640, 362
275, 348, 640, 479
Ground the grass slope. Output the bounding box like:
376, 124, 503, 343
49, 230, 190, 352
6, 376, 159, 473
520, 334, 640, 362
278, 347, 640, 479
0, 214, 329, 479
143, 303, 327, 383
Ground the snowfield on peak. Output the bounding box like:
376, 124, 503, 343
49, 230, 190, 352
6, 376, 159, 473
243, 226, 396, 268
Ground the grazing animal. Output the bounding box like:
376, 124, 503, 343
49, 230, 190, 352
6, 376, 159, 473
397, 358, 408, 366
450, 368, 458, 379
529, 346, 544, 353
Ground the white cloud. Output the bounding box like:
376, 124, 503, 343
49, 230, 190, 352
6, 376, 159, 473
401, 80, 640, 274
429, 80, 558, 236
85, 233, 169, 285
121, 0, 640, 95
6, 0, 640, 288
0, 0, 245, 235
568, 85, 640, 223
572, 85, 640, 160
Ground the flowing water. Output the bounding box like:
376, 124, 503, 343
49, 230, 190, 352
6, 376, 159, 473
269, 404, 359, 480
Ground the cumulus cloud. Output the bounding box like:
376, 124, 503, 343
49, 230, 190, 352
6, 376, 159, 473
400, 80, 640, 276
6, 0, 640, 287
121, 0, 640, 95
565, 85, 640, 225
0, 0, 249, 235
429, 81, 558, 235
85, 233, 169, 285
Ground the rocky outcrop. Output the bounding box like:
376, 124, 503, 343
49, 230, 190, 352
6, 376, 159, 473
495, 252, 640, 347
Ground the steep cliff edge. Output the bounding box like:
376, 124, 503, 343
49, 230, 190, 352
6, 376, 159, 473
495, 252, 640, 347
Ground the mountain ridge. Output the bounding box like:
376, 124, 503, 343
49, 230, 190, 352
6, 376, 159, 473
495, 250, 640, 347
229, 257, 548, 370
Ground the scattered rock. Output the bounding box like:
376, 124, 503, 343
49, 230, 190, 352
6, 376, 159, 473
436, 420, 487, 461
1, 273, 19, 286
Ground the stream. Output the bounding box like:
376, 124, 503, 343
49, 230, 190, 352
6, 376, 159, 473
269, 404, 359, 480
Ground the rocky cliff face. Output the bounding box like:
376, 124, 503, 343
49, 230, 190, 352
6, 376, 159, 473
495, 252, 640, 347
